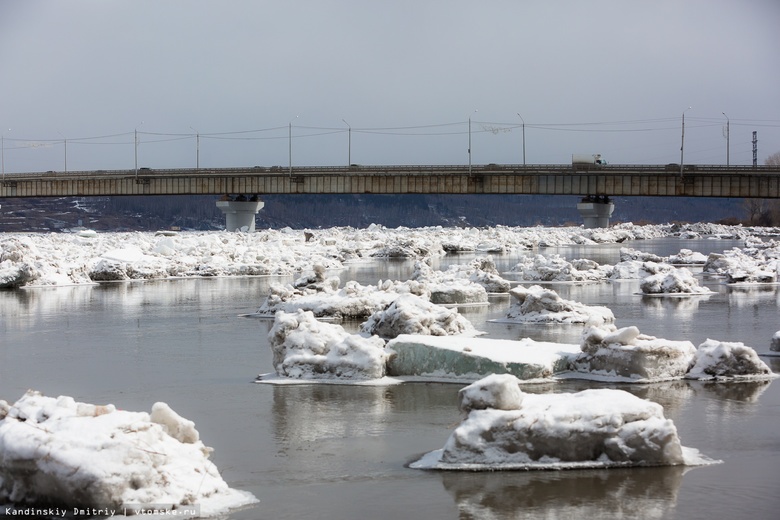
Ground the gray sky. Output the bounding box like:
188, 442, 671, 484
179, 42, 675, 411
2, 0, 779, 173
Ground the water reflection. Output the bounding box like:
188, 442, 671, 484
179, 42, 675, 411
726, 284, 779, 308
437, 465, 686, 520
639, 294, 709, 321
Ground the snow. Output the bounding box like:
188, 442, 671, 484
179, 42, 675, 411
639, 267, 713, 295
385, 335, 580, 382
686, 339, 776, 380
0, 222, 775, 288
510, 254, 612, 282
569, 325, 697, 382
501, 284, 615, 324
360, 293, 478, 338
0, 390, 258, 515
411, 374, 717, 470
268, 309, 388, 380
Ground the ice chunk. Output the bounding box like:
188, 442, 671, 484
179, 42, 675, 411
411, 375, 701, 470
361, 293, 477, 338
0, 262, 38, 288
510, 254, 611, 283
570, 325, 696, 381
640, 267, 712, 294
772, 331, 780, 352
686, 339, 776, 380
269, 309, 387, 380
503, 285, 615, 325
150, 402, 199, 444
458, 373, 524, 414
386, 334, 579, 381
0, 390, 258, 514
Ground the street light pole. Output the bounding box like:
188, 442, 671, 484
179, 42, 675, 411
680, 107, 691, 176
342, 119, 351, 166
134, 122, 143, 179
289, 116, 298, 176
58, 131, 67, 173
722, 112, 730, 166
190, 127, 200, 169
468, 110, 477, 176
517, 113, 526, 168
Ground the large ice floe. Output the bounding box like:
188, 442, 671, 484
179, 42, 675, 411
360, 293, 478, 339
410, 373, 717, 470
268, 309, 388, 380
499, 284, 615, 324
568, 325, 697, 382
639, 266, 713, 295
0, 390, 258, 515
385, 335, 579, 382
686, 339, 776, 380
510, 254, 612, 283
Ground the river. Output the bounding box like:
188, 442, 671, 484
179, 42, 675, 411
0, 237, 778, 519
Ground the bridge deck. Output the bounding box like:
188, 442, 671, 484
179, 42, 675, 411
2, 164, 780, 198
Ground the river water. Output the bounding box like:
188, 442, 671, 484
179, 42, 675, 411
1, 237, 779, 519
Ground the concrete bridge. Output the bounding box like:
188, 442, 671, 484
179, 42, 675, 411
2, 163, 779, 230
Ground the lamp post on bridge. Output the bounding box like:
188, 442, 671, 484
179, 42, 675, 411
58, 131, 67, 173
680, 107, 691, 177
190, 127, 200, 170
289, 116, 298, 176
722, 112, 730, 166
134, 121, 143, 179
468, 109, 477, 176
342, 119, 351, 166
1, 129, 9, 181
517, 113, 526, 168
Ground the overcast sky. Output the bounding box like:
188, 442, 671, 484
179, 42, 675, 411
2, 0, 779, 173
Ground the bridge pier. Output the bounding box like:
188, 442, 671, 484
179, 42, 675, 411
576, 198, 614, 228
216, 197, 264, 232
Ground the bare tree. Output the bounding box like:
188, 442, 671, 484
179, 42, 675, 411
766, 151, 780, 166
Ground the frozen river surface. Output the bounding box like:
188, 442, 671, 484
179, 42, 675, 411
1, 238, 779, 519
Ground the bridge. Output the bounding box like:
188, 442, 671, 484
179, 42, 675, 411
2, 164, 779, 229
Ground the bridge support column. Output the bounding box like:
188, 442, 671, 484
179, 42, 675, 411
577, 200, 614, 228
216, 199, 264, 232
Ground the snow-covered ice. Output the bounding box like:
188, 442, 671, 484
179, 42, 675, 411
0, 222, 772, 288
568, 326, 697, 382
360, 293, 478, 339
0, 390, 258, 515
268, 309, 388, 380
510, 254, 612, 283
411, 374, 717, 470
501, 284, 615, 324
772, 331, 780, 352
640, 267, 713, 295
385, 335, 580, 382
686, 339, 776, 380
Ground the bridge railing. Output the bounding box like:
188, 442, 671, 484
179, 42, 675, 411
3, 163, 780, 180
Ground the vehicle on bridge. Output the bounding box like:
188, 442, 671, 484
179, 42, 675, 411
572, 153, 607, 170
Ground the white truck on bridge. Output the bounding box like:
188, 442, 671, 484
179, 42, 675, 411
572, 153, 607, 169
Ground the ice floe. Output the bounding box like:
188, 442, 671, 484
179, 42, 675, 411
410, 374, 718, 470
500, 284, 615, 324
686, 339, 776, 380
568, 326, 697, 382
360, 293, 478, 339
639, 267, 713, 295
0, 390, 258, 515
268, 309, 388, 380
385, 335, 579, 382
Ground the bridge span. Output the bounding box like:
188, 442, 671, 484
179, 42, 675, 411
3, 163, 779, 229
